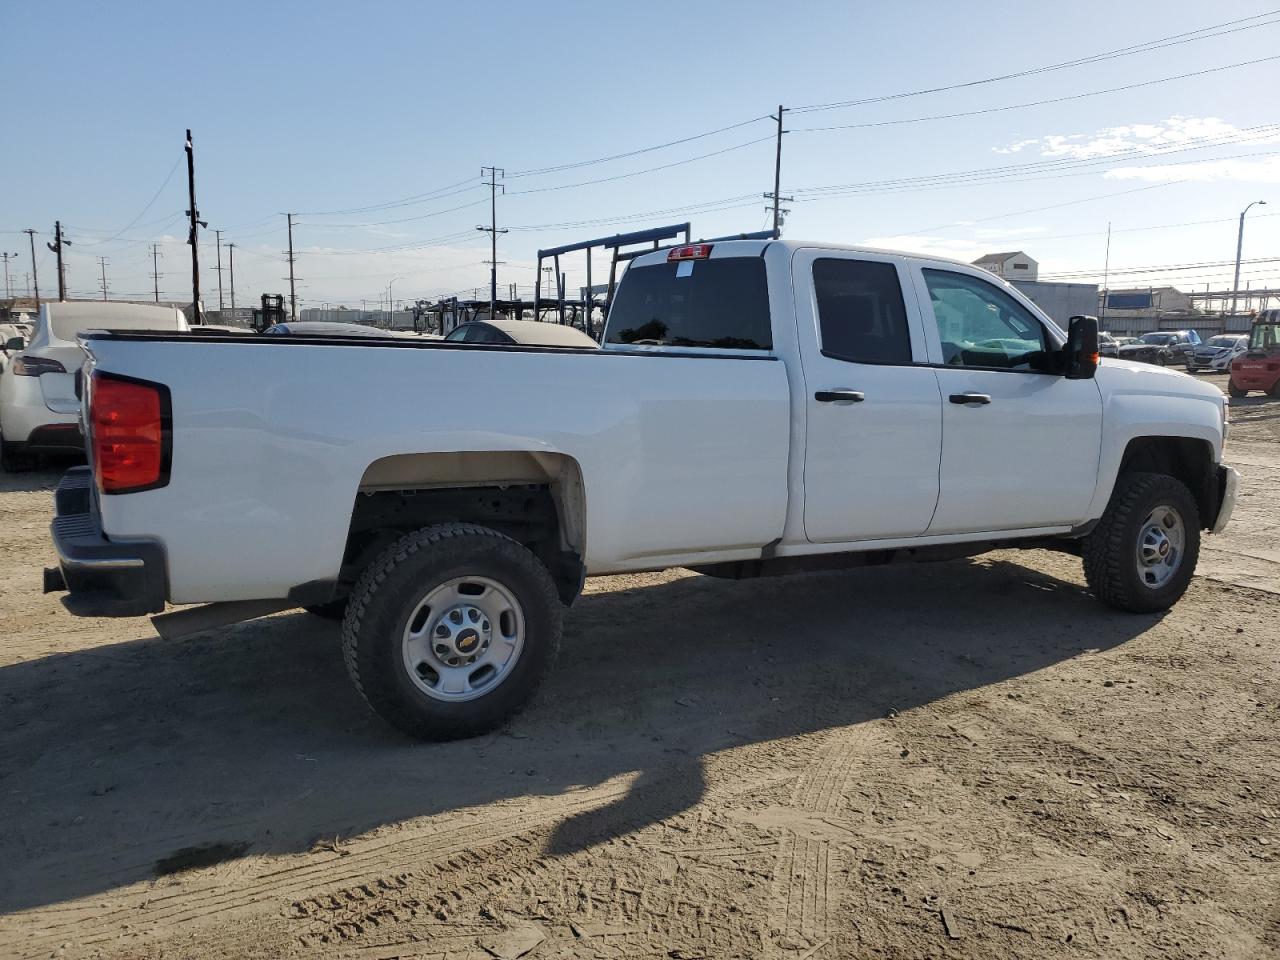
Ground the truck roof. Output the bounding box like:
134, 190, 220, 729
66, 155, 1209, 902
628, 238, 982, 271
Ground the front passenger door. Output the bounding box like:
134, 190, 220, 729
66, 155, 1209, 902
914, 266, 1103, 535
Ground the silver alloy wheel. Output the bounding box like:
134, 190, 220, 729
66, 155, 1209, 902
401, 576, 525, 702
1136, 505, 1184, 589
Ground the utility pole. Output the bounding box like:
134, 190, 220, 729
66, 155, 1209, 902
227, 243, 236, 312
214, 228, 225, 313
47, 221, 71, 301
23, 229, 40, 304
1, 252, 17, 299
476, 166, 507, 320
1231, 200, 1267, 317
185, 129, 208, 322
285, 213, 298, 321
765, 105, 791, 236
150, 243, 164, 302
1101, 221, 1112, 323
97, 257, 110, 300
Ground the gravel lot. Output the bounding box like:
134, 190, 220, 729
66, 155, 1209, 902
1, 372, 1277, 960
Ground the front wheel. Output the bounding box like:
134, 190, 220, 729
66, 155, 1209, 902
341, 523, 562, 741
1083, 472, 1200, 613
1228, 380, 1248, 399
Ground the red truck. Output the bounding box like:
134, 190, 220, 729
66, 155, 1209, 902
1229, 311, 1280, 398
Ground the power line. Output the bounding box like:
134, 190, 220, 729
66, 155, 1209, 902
792, 55, 1280, 134
506, 136, 773, 196
792, 9, 1280, 113
506, 114, 771, 178
908, 181, 1189, 235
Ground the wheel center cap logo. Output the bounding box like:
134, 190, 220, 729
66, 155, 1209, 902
456, 629, 480, 653
1158, 541, 1169, 557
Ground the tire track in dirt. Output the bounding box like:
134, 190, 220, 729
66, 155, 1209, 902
2, 779, 638, 958
764, 722, 881, 956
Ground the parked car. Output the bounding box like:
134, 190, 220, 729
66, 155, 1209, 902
262, 321, 417, 337
1098, 332, 1121, 357
0, 301, 187, 471
1116, 329, 1201, 366
445, 318, 598, 348
1186, 334, 1249, 373
45, 239, 1236, 741
0, 323, 29, 373
1228, 312, 1280, 398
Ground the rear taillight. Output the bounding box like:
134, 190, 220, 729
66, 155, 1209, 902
90, 373, 171, 494
10, 355, 66, 377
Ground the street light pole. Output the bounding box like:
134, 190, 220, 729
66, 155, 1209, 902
388, 277, 405, 327
1230, 200, 1266, 317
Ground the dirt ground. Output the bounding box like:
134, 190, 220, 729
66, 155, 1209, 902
1, 371, 1277, 960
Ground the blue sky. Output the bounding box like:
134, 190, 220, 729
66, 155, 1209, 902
3, 0, 1277, 308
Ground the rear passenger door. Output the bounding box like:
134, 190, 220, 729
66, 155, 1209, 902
793, 250, 944, 542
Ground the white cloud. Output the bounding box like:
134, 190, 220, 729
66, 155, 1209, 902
858, 234, 992, 262
1104, 156, 1280, 184
994, 116, 1279, 161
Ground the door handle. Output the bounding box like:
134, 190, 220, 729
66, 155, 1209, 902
815, 389, 865, 403
949, 393, 992, 405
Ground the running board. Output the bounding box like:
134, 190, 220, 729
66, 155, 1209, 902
151, 599, 295, 640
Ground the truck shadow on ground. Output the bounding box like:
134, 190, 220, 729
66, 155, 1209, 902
0, 462, 71, 495
0, 554, 1155, 912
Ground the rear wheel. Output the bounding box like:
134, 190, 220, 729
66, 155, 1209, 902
1083, 472, 1200, 613
341, 523, 562, 741
1228, 381, 1248, 399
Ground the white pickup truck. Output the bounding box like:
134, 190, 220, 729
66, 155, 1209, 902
45, 239, 1237, 740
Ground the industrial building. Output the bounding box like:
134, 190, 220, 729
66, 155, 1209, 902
972, 251, 1039, 281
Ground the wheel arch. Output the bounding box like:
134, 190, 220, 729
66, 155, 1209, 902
334, 451, 587, 605
1112, 435, 1218, 530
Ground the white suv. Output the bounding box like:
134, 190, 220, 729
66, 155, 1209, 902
0, 301, 187, 471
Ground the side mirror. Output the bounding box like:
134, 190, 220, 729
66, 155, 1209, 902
4, 336, 25, 351
1065, 315, 1099, 380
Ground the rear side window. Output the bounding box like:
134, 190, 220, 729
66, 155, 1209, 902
605, 258, 771, 349
813, 259, 912, 364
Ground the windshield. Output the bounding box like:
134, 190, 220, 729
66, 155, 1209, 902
1207, 336, 1241, 348
1139, 333, 1173, 344
1249, 323, 1280, 352
605, 257, 771, 349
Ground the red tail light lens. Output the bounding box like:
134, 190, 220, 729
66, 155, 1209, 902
91, 373, 171, 494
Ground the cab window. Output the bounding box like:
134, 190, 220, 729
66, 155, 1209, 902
922, 269, 1048, 370
813, 259, 912, 364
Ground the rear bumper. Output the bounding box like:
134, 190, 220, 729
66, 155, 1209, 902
45, 467, 167, 616
1210, 465, 1239, 535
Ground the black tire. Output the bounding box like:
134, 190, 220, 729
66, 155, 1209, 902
1156, 352, 1168, 367
1083, 472, 1200, 613
0, 440, 35, 474
341, 523, 562, 741
1228, 380, 1248, 399
304, 598, 348, 621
